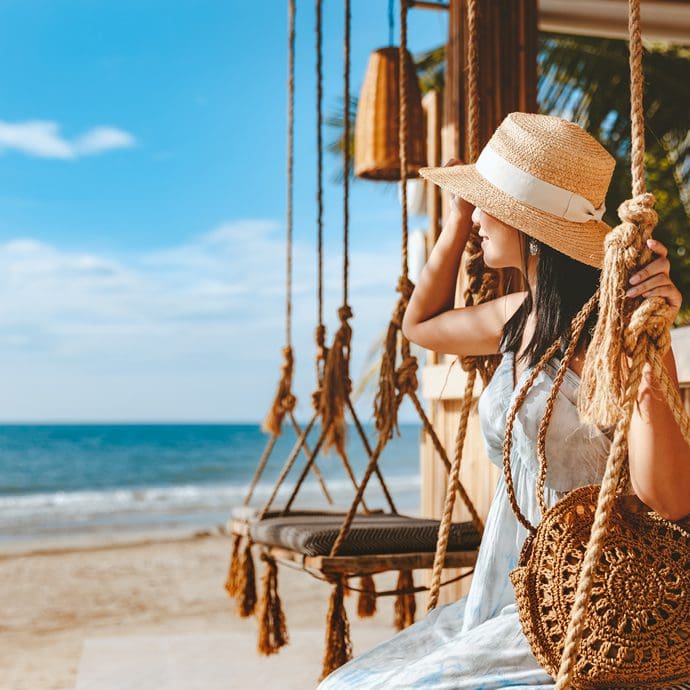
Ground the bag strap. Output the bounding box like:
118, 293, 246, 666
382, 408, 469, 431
501, 291, 600, 533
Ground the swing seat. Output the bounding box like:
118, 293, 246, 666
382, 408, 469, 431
249, 512, 481, 557
228, 506, 386, 536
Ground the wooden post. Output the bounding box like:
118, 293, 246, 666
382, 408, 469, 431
420, 0, 538, 606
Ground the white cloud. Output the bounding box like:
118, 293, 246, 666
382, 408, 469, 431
73, 126, 136, 155
0, 219, 422, 422
0, 120, 136, 159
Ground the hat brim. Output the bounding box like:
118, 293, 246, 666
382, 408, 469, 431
419, 163, 610, 269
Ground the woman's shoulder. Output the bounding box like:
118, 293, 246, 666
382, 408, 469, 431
502, 290, 529, 323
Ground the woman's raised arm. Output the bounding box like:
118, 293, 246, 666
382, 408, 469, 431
401, 190, 526, 358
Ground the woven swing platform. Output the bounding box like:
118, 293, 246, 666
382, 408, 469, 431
233, 513, 479, 576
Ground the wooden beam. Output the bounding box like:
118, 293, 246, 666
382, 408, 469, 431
266, 545, 477, 576
539, 0, 690, 44
409, 0, 450, 9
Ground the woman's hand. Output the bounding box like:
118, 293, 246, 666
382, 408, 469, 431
625, 237, 683, 328
443, 158, 474, 219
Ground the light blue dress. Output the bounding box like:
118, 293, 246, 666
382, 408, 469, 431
316, 347, 616, 690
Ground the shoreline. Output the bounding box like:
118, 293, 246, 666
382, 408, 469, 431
0, 522, 230, 558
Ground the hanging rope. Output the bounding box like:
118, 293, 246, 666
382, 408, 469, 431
261, 0, 297, 439
227, 0, 300, 608
553, 1, 688, 686
313, 0, 329, 405
427, 0, 500, 611
317, 0, 353, 458
237, 0, 332, 517
266, 0, 396, 521
373, 0, 412, 444
330, 0, 483, 566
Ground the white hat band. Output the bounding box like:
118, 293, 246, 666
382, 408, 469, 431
474, 145, 606, 223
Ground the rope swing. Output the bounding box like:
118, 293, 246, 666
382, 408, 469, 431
229, 2, 484, 681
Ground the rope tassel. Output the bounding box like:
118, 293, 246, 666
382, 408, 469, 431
374, 275, 415, 443
320, 576, 353, 680
236, 540, 257, 618
357, 574, 377, 618
224, 533, 243, 598
318, 305, 353, 456
578, 193, 659, 428
394, 569, 416, 631
257, 553, 288, 655
261, 345, 297, 436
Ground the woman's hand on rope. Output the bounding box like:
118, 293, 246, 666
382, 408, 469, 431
625, 237, 682, 328
443, 158, 474, 220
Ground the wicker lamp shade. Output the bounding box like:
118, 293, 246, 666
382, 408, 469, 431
354, 46, 426, 181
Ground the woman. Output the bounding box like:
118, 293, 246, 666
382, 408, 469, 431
316, 113, 689, 689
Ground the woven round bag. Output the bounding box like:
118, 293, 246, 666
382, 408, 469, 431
509, 486, 690, 688
503, 312, 690, 689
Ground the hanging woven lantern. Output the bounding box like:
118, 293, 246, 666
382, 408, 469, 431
354, 46, 426, 181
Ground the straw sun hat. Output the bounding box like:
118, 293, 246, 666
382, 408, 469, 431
419, 112, 616, 268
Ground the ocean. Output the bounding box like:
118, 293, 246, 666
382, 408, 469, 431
0, 423, 423, 545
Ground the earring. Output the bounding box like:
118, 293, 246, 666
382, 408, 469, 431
528, 237, 539, 256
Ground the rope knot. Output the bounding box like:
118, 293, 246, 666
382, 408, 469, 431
338, 304, 353, 323
261, 345, 296, 436
318, 310, 353, 456
623, 297, 674, 358
315, 323, 326, 349
395, 355, 418, 396
391, 276, 414, 329
280, 392, 297, 413
617, 192, 658, 232
396, 274, 414, 300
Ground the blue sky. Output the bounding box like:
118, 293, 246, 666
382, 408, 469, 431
0, 1, 447, 422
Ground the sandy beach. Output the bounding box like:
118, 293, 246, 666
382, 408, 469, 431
0, 528, 406, 690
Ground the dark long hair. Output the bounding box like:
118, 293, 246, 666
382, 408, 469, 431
499, 233, 600, 368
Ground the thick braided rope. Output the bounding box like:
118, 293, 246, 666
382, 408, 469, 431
534, 295, 599, 517
343, 0, 350, 306
427, 0, 497, 611
316, 0, 352, 456
329, 393, 404, 557
345, 395, 397, 513
554, 300, 684, 690
426, 368, 477, 611
466, 0, 479, 164
372, 0, 411, 443
553, 337, 650, 688
406, 388, 484, 532
286, 0, 295, 350
554, 3, 690, 683
628, 0, 646, 198
459, 0, 501, 385
288, 410, 332, 503
502, 337, 564, 533
247, 0, 298, 502
244, 433, 280, 506
578, 195, 658, 428
258, 411, 319, 519
311, 0, 328, 407
399, 0, 409, 280
316, 0, 324, 333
